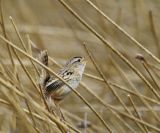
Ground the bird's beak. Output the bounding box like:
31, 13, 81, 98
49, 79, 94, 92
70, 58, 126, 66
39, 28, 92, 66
80, 57, 87, 65
82, 60, 87, 65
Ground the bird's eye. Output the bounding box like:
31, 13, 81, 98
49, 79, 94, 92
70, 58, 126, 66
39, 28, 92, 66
77, 59, 81, 62
66, 72, 73, 75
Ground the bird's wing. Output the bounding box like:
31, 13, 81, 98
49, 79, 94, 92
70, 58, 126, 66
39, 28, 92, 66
45, 67, 74, 96
45, 78, 64, 95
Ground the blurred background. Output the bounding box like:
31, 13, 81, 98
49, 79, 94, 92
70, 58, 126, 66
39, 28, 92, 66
0, 0, 160, 132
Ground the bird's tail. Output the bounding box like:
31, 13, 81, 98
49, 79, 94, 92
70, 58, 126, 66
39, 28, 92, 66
39, 50, 48, 66
38, 50, 50, 87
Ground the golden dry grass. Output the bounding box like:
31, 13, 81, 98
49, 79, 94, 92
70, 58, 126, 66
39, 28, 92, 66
0, 0, 160, 132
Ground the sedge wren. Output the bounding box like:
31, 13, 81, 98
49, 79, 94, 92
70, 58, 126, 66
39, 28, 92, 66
39, 50, 86, 103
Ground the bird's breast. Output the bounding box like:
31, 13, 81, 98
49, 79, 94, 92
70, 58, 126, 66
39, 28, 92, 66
51, 77, 81, 100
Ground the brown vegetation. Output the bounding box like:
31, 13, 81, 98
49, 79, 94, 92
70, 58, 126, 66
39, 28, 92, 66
0, 0, 160, 132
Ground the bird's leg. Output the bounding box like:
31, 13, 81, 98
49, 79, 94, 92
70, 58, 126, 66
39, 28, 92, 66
54, 102, 66, 121
45, 97, 57, 116
54, 102, 71, 133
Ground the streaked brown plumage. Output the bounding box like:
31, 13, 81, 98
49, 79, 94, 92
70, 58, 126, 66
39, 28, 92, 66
39, 50, 86, 103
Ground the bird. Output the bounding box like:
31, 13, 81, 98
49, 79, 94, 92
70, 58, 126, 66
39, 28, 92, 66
39, 50, 86, 104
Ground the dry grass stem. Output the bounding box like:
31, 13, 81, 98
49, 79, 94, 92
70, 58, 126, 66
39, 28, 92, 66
1, 0, 160, 132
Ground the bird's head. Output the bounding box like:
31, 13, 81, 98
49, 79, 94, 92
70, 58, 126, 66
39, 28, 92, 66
65, 56, 86, 75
